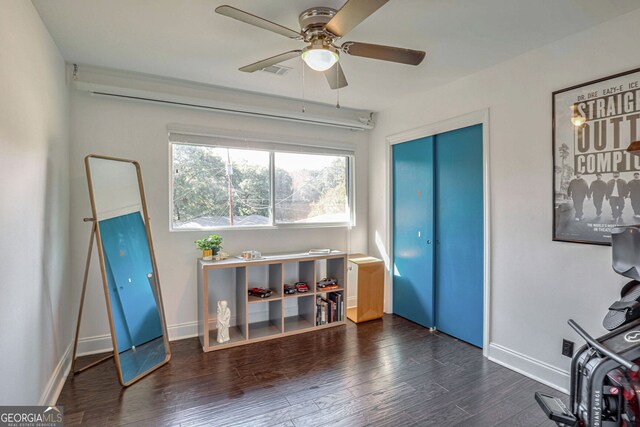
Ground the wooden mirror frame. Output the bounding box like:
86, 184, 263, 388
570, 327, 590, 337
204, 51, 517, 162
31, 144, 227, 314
84, 154, 171, 386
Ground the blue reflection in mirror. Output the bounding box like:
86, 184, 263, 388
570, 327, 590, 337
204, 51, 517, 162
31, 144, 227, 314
99, 211, 166, 383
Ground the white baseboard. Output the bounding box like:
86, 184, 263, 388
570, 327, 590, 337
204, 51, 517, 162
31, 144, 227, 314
488, 342, 570, 394
167, 320, 201, 341
76, 317, 241, 356
76, 333, 114, 356
347, 296, 357, 309
76, 321, 200, 355
40, 343, 72, 406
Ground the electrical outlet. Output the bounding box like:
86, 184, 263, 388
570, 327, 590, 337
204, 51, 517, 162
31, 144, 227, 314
562, 339, 574, 358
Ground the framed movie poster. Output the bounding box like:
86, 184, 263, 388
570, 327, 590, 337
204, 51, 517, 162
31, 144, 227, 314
553, 67, 640, 245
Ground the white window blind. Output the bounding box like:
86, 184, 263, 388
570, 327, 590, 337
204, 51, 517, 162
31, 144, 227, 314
168, 132, 355, 157
169, 130, 355, 231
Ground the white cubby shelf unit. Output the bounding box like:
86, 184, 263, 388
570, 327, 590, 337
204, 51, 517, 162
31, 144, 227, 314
197, 251, 347, 352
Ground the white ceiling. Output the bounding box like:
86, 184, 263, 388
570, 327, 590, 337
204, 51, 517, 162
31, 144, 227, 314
33, 0, 640, 111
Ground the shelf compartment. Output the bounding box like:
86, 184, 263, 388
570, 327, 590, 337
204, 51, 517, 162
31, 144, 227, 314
284, 295, 315, 333
314, 257, 345, 292
203, 266, 247, 348
248, 299, 282, 339
247, 262, 283, 288
247, 263, 283, 303
283, 260, 315, 293
316, 290, 345, 325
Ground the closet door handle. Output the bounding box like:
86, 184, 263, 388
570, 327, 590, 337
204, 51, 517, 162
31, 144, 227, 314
426, 240, 432, 245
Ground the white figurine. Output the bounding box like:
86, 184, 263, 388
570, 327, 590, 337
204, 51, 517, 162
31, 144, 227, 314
216, 300, 231, 343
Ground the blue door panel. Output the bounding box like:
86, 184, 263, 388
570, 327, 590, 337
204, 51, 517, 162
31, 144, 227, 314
435, 124, 484, 347
392, 137, 435, 328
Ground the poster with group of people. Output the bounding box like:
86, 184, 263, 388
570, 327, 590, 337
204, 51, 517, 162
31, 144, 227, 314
554, 68, 640, 245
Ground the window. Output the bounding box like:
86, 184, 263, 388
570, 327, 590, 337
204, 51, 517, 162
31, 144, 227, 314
172, 144, 270, 228
275, 153, 349, 224
171, 142, 352, 230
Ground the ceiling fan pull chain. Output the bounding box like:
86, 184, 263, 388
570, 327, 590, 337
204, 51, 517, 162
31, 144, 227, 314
336, 64, 341, 109
301, 58, 306, 113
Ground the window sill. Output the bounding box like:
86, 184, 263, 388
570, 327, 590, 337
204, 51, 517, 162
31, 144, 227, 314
170, 222, 354, 232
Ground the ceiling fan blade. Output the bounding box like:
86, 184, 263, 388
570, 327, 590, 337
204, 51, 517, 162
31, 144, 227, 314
215, 5, 303, 40
325, 0, 390, 38
239, 50, 302, 73
342, 42, 426, 65
324, 63, 348, 90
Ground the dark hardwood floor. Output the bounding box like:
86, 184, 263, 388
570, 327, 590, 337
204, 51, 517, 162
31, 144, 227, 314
59, 315, 562, 426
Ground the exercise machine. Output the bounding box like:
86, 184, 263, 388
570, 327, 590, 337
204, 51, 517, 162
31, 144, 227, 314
537, 226, 640, 426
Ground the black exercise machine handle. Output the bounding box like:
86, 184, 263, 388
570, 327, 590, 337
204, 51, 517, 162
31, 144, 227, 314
568, 319, 640, 372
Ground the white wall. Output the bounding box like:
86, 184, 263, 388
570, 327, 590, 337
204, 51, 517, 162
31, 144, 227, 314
0, 2, 70, 404
369, 9, 640, 391
70, 91, 368, 353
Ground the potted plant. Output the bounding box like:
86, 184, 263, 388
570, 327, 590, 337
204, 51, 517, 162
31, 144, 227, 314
195, 234, 223, 260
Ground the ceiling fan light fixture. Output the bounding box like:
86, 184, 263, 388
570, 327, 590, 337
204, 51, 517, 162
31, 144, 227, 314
301, 46, 339, 72
216, 1, 426, 90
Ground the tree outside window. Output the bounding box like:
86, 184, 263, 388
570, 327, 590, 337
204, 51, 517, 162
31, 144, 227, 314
171, 143, 351, 229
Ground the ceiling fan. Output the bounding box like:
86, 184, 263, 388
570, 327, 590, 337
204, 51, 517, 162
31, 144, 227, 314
215, 0, 426, 90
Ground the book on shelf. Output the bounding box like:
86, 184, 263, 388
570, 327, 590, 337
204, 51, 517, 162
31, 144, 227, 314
328, 292, 343, 322
316, 296, 326, 325
316, 292, 344, 324
316, 297, 324, 325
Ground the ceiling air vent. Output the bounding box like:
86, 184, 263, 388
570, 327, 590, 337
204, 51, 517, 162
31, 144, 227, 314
259, 65, 292, 76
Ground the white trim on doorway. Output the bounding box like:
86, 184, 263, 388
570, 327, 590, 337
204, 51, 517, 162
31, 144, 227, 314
384, 108, 492, 356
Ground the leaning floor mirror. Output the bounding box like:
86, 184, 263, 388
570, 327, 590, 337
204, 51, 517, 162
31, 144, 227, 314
79, 154, 171, 386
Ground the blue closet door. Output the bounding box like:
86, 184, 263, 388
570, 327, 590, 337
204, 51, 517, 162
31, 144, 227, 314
392, 137, 435, 328
435, 124, 484, 347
